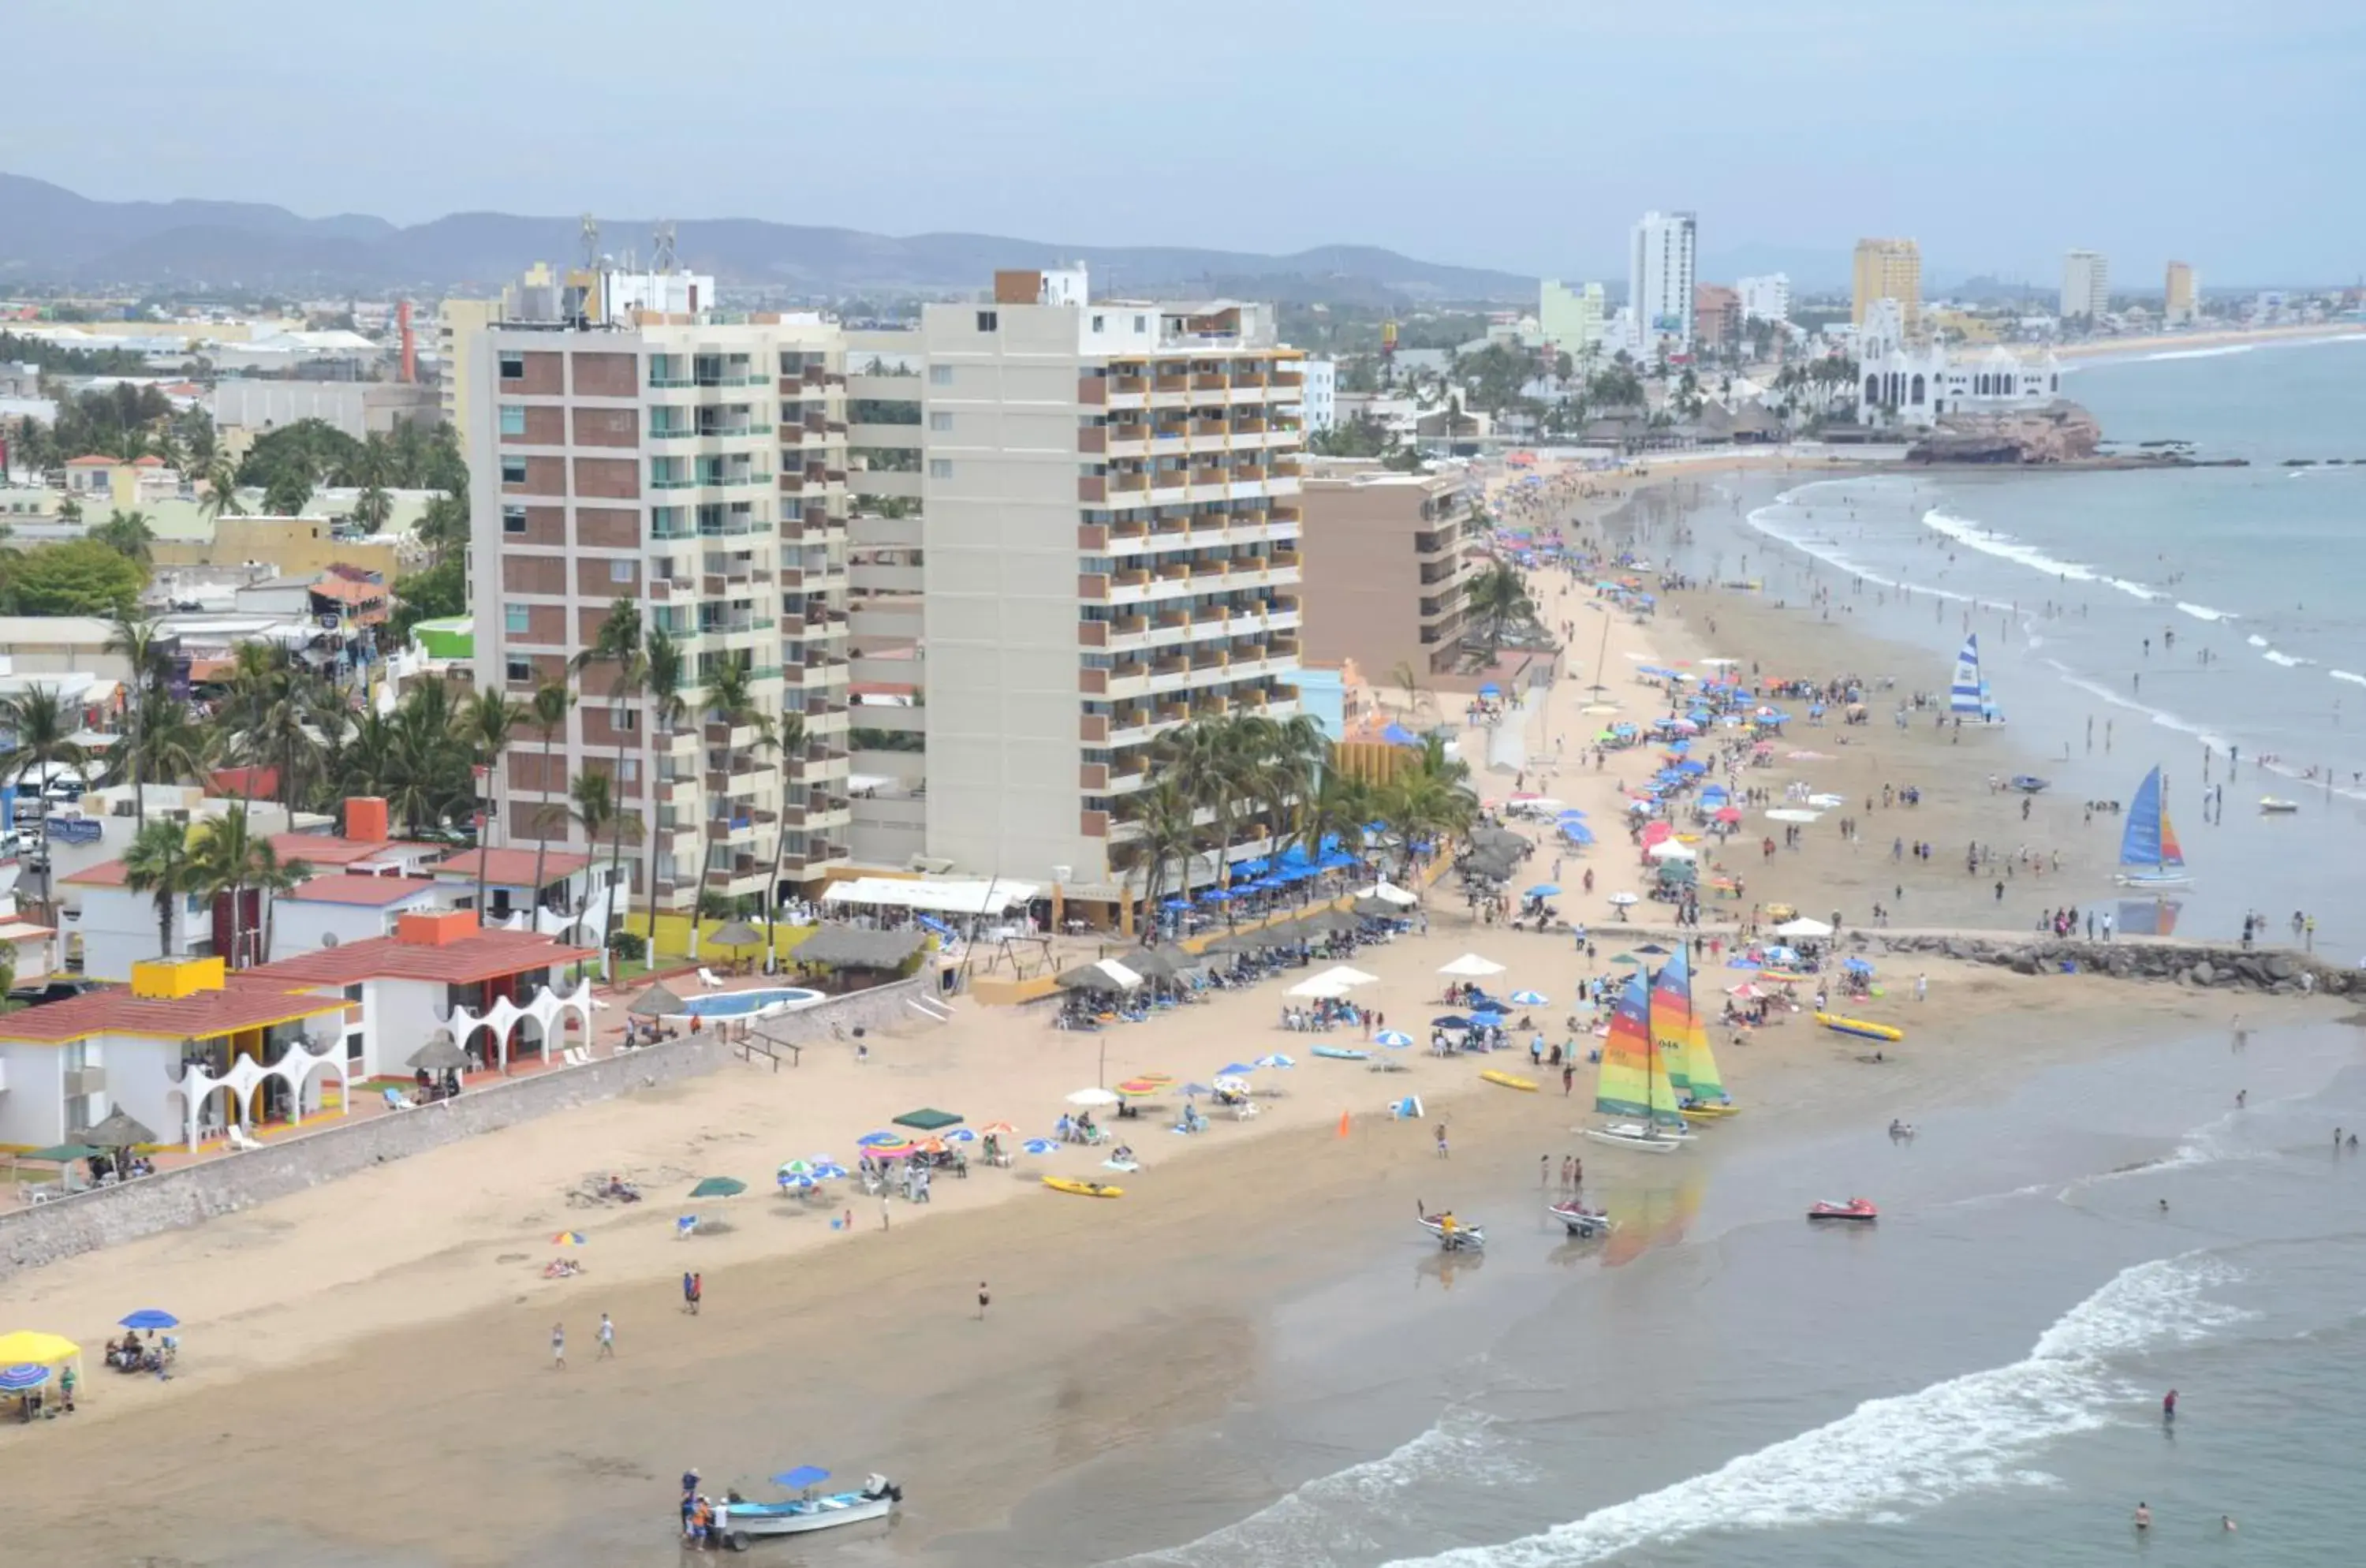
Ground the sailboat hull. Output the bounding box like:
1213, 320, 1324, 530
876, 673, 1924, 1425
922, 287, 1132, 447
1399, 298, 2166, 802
2114, 871, 2192, 889
1680, 1104, 1738, 1122
1584, 1122, 1690, 1153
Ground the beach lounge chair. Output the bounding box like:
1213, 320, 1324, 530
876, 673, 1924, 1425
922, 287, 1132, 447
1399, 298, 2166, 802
383, 1088, 412, 1111
697, 967, 726, 989
226, 1125, 258, 1152
676, 1215, 700, 1238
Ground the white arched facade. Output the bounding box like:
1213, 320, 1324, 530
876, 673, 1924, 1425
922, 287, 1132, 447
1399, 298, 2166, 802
170, 1039, 352, 1152
445, 976, 595, 1071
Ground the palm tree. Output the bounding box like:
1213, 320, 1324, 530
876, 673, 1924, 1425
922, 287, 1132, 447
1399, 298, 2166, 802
1116, 776, 1200, 935
1464, 564, 1536, 656
416, 492, 468, 564
690, 659, 768, 954
760, 711, 807, 941
188, 809, 263, 968
1386, 659, 1425, 717
111, 693, 213, 807
121, 817, 197, 959
540, 771, 643, 948
524, 677, 577, 920
93, 509, 155, 565
453, 690, 525, 926
570, 601, 645, 951
0, 686, 89, 915
1296, 768, 1371, 872
252, 841, 314, 966
103, 612, 166, 831
386, 677, 468, 836
352, 481, 394, 535
200, 458, 244, 521
638, 631, 689, 946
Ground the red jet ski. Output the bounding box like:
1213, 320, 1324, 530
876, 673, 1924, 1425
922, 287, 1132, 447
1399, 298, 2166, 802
1807, 1197, 1879, 1222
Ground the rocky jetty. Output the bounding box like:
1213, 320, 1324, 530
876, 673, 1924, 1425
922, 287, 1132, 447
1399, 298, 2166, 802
1871, 931, 2353, 995
1906, 401, 2102, 465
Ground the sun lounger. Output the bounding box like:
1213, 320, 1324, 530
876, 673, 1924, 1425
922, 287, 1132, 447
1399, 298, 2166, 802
383, 1088, 412, 1111
697, 967, 726, 989
226, 1125, 258, 1152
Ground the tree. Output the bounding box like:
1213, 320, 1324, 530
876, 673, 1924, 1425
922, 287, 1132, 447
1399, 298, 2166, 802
252, 841, 315, 965
200, 457, 244, 521
189, 809, 312, 969
453, 690, 525, 926
761, 712, 807, 940
1116, 776, 1201, 931
113, 693, 214, 808
570, 601, 645, 950
691, 658, 769, 955
638, 630, 689, 939
0, 685, 88, 913
0, 539, 147, 615
92, 509, 155, 565
415, 491, 468, 564
103, 612, 166, 831
122, 818, 197, 959
525, 678, 577, 918
352, 480, 394, 534
1464, 563, 1537, 655
543, 771, 641, 942
263, 469, 313, 518
388, 554, 465, 641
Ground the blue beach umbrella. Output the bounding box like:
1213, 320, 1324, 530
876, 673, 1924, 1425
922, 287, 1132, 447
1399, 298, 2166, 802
1182, 1082, 1215, 1097
1479, 683, 1502, 698
856, 1131, 905, 1148
1375, 1031, 1414, 1048
1254, 1053, 1297, 1069
942, 1127, 979, 1143
118, 1309, 180, 1331
1525, 883, 1562, 898
1432, 1015, 1472, 1029
1842, 957, 1875, 974
0, 1364, 50, 1393
1469, 1010, 1507, 1026
812, 1162, 849, 1180
778, 1171, 817, 1192
1218, 1062, 1257, 1077
1509, 990, 1549, 1006
1021, 1138, 1060, 1155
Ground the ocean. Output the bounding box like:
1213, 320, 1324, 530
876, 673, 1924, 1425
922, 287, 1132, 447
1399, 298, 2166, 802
1681, 334, 2366, 957
1019, 343, 2366, 1568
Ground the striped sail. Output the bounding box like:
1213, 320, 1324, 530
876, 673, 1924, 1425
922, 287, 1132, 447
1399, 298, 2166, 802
1655, 947, 1729, 1105
1949, 635, 1983, 715
1595, 969, 1658, 1119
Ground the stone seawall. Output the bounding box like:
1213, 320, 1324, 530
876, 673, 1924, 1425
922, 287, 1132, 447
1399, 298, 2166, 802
0, 980, 927, 1284
1872, 933, 2354, 995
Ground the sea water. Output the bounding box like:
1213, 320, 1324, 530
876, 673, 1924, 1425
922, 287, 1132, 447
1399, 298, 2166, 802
1672, 335, 2366, 956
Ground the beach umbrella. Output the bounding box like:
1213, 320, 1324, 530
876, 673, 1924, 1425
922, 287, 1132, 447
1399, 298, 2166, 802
1021, 1138, 1060, 1155
1212, 1075, 1252, 1095
708, 918, 765, 955
0, 1364, 50, 1393
1391, 1095, 1426, 1119
118, 1309, 179, 1331
1375, 1031, 1415, 1048
1469, 1010, 1506, 1025
812, 1161, 849, 1180
1715, 806, 1743, 823
977, 1122, 1017, 1137
1114, 1078, 1167, 1098
1439, 953, 1508, 978
84, 1107, 159, 1151
550, 1230, 587, 1245
1286, 974, 1353, 999
1432, 1015, 1472, 1029
627, 983, 687, 1017
856, 1130, 908, 1148
1607, 891, 1640, 905
777, 1172, 817, 1193
1065, 1087, 1121, 1108
1648, 841, 1696, 861
1633, 943, 1670, 955
1763, 945, 1802, 965
943, 1127, 979, 1143
1609, 953, 1642, 966
1509, 990, 1549, 1006
1255, 1053, 1297, 1069
1727, 983, 1767, 999
1181, 1082, 1214, 1097
689, 1177, 747, 1199
1217, 1062, 1257, 1077
1525, 883, 1562, 898
407, 1032, 470, 1073
1842, 957, 1875, 974
778, 1159, 817, 1178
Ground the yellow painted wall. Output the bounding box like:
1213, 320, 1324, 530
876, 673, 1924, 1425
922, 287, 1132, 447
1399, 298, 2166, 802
623, 913, 820, 963
151, 518, 403, 581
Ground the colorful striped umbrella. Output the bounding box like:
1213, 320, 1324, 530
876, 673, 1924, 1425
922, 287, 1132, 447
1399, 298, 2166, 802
0, 1364, 50, 1393
550, 1230, 587, 1245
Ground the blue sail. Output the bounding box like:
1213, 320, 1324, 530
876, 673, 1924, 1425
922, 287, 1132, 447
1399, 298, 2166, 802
1949, 636, 1983, 715
2119, 767, 2183, 869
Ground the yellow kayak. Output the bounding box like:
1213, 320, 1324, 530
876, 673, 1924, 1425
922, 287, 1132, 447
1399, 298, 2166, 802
1480, 1070, 1538, 1092
1043, 1176, 1124, 1199
1681, 1104, 1740, 1122
1815, 1012, 1903, 1043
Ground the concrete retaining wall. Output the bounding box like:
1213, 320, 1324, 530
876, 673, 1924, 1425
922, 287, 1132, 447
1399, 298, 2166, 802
0, 979, 925, 1284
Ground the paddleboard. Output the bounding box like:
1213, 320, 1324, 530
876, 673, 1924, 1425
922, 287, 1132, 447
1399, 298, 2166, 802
1313, 1046, 1371, 1060
1480, 1070, 1538, 1092
1815, 1012, 1903, 1043
1043, 1176, 1123, 1198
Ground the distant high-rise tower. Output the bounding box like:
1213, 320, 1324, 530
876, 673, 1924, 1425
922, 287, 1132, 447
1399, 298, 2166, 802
1851, 240, 1923, 334
1629, 211, 1698, 357
2164, 260, 2200, 326
1737, 274, 1791, 327
2062, 250, 2110, 322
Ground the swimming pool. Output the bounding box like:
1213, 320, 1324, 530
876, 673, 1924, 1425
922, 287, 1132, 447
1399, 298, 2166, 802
671, 987, 826, 1018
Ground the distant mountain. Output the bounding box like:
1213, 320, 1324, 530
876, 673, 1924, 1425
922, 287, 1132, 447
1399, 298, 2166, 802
0, 174, 1535, 302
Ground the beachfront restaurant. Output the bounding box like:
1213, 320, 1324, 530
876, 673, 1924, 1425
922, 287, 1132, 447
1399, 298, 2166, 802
0, 957, 351, 1154
241, 913, 600, 1079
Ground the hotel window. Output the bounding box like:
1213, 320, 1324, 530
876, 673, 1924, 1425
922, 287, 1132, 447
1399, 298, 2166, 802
929, 364, 953, 386
928, 411, 954, 431
500, 456, 528, 484
976, 311, 998, 332
498, 351, 525, 379
502, 505, 527, 535
506, 655, 532, 684
505, 605, 530, 635
611, 707, 640, 733
927, 458, 954, 479
1091, 315, 1105, 332
610, 558, 635, 583
498, 404, 528, 437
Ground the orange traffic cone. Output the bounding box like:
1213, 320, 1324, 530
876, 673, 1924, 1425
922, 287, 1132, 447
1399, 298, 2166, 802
1337, 1110, 1352, 1139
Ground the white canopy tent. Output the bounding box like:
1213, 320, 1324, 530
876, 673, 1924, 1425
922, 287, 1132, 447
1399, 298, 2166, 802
1438, 953, 1507, 978
822, 877, 1041, 916
1356, 883, 1420, 908
1771, 917, 1834, 939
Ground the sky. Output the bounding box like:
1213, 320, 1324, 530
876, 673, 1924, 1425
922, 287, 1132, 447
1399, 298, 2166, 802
6, 0, 2361, 286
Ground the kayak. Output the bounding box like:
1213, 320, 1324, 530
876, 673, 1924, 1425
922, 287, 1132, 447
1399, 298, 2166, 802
1042, 1176, 1123, 1199
1313, 1046, 1370, 1061
1480, 1070, 1537, 1092
1680, 1103, 1738, 1122
1815, 1012, 1902, 1043
1808, 1197, 1879, 1222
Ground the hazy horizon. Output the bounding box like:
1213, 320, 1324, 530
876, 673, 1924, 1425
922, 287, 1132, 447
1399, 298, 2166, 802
6, 0, 2358, 286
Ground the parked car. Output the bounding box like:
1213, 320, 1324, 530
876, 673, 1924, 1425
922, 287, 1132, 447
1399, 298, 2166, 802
7, 979, 103, 1008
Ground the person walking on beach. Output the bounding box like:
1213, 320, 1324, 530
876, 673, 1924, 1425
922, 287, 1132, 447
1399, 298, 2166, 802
977, 1280, 991, 1320
1914, 973, 1928, 1003
1563, 1063, 1577, 1096
550, 1322, 566, 1371
1435, 1122, 1450, 1159
597, 1312, 616, 1360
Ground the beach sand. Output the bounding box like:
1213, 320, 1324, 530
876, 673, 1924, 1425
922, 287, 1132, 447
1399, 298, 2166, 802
0, 472, 2324, 1565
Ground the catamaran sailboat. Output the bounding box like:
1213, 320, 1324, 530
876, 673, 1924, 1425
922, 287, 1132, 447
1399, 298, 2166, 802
1583, 969, 1692, 1154
2114, 766, 2192, 889
1949, 635, 2003, 723
1653, 947, 1737, 1122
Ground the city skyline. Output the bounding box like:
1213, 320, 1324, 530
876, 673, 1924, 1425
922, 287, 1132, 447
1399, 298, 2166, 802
2, 0, 2357, 286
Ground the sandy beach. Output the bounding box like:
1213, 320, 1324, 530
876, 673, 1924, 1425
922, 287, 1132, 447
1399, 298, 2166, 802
0, 467, 2333, 1565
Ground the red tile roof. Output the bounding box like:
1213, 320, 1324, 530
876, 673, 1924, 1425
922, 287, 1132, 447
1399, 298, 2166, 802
279, 873, 441, 907
270, 833, 442, 868
245, 927, 599, 987
311, 575, 388, 605
0, 980, 348, 1045
431, 848, 591, 886
60, 860, 132, 887
65, 455, 116, 468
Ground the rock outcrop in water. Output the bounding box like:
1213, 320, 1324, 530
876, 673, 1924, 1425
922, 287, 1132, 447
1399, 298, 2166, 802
1905, 401, 2102, 465
1872, 932, 2353, 995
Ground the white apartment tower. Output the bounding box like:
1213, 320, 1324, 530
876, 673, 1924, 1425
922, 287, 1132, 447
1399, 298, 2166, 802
842, 267, 1306, 918
1629, 211, 1698, 357
2062, 250, 2110, 322
1737, 273, 1791, 327
464, 301, 853, 917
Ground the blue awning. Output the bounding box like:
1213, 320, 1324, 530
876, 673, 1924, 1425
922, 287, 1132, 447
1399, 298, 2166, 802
772, 1466, 831, 1490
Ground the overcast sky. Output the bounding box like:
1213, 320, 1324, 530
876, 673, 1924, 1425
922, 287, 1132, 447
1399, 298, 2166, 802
7, 0, 2359, 285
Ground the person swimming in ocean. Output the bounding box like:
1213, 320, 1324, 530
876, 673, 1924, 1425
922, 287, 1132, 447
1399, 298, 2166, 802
2134, 1502, 2151, 1531
2163, 1389, 2178, 1421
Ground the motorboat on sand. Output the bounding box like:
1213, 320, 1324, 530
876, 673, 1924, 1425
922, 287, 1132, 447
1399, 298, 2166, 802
1807, 1197, 1879, 1223
2260, 797, 2298, 814
1549, 1200, 1614, 1238
1417, 1212, 1485, 1250
712, 1468, 901, 1551
1583, 1121, 1689, 1153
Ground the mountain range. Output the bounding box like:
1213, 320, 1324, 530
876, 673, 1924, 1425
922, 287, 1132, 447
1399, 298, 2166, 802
0, 174, 1539, 303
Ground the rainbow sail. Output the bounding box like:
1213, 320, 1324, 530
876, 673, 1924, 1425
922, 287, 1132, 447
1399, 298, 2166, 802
1654, 947, 1731, 1110
1595, 969, 1658, 1120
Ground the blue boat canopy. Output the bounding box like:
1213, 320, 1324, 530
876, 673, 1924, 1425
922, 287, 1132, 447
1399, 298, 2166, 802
772, 1466, 831, 1489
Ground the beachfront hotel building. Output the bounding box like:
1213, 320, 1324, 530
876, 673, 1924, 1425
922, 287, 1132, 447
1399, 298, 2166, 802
1297, 462, 1479, 686
1851, 239, 1924, 335
1738, 274, 1791, 327
1629, 212, 1698, 357
2062, 250, 2110, 323
461, 280, 854, 917
1853, 298, 2062, 429
838, 266, 1306, 914
2165, 261, 2200, 326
